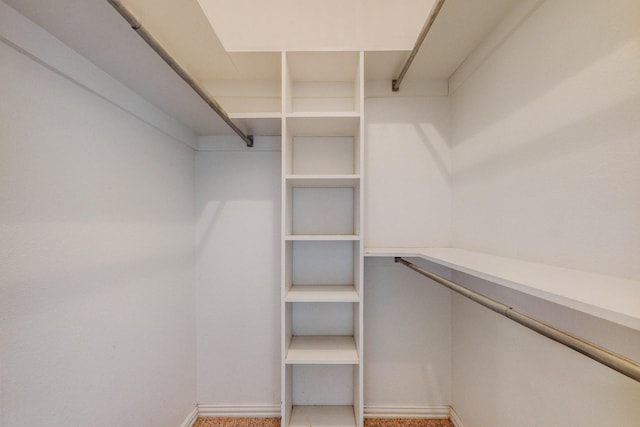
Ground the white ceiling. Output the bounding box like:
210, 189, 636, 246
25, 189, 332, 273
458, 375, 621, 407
4, 0, 519, 135
197, 0, 436, 52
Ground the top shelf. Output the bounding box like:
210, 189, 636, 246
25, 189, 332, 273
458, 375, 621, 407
365, 247, 640, 332
285, 51, 363, 115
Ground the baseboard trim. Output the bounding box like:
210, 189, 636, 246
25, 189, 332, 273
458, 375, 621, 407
198, 404, 281, 418
193, 404, 458, 422
364, 405, 450, 419
449, 407, 465, 427
180, 406, 198, 427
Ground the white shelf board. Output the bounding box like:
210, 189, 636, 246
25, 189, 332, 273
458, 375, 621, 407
286, 235, 360, 241
289, 405, 356, 427
286, 285, 359, 302
286, 335, 359, 364
365, 247, 640, 331
228, 112, 282, 136
286, 112, 360, 118
286, 115, 360, 137
286, 175, 360, 188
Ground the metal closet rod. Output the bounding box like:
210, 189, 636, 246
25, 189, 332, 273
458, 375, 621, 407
106, 0, 254, 147
394, 257, 640, 383
392, 0, 446, 92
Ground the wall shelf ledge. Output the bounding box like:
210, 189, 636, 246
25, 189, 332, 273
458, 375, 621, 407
365, 247, 640, 332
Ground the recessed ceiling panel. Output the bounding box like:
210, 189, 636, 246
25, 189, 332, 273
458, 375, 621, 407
197, 0, 436, 52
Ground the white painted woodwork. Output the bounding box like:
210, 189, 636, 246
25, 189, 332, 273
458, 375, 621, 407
285, 235, 360, 241
287, 116, 361, 136
286, 175, 360, 188
289, 405, 356, 427
286, 286, 359, 303
292, 366, 354, 405
291, 188, 355, 235
7, 0, 521, 138
289, 137, 357, 175
281, 52, 364, 427
286, 336, 359, 364
365, 247, 640, 331
293, 303, 355, 336
289, 241, 356, 286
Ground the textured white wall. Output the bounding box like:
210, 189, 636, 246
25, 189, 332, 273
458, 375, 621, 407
364, 257, 451, 412
365, 97, 451, 248
195, 140, 281, 407
363, 96, 452, 412
451, 0, 640, 279
0, 24, 196, 427
449, 0, 640, 425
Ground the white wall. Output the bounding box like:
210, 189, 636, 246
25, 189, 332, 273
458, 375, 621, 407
365, 96, 451, 248
195, 138, 281, 410
451, 0, 640, 279
449, 0, 640, 425
364, 257, 451, 415
364, 96, 452, 414
0, 9, 197, 426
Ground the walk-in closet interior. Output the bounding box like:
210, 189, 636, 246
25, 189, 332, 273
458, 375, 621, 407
1, 1, 639, 426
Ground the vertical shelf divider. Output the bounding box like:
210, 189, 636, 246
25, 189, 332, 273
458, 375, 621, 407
281, 51, 364, 427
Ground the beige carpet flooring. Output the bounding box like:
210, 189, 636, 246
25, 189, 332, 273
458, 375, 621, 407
194, 418, 453, 427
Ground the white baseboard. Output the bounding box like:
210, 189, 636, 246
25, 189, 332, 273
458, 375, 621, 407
193, 404, 459, 423
198, 404, 281, 418
364, 405, 450, 419
449, 407, 465, 427
180, 406, 198, 427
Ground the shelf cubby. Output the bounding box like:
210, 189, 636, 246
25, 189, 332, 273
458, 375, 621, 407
292, 302, 354, 335
281, 51, 364, 427
285, 51, 362, 114
289, 187, 356, 235
284, 240, 359, 288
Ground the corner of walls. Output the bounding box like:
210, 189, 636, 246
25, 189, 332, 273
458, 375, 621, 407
446, 1, 640, 425
194, 134, 281, 409
1, 3, 198, 425
448, 407, 465, 427
364, 89, 452, 248
447, 0, 545, 96
447, 0, 640, 278
365, 79, 449, 98
180, 406, 199, 427
0, 1, 198, 150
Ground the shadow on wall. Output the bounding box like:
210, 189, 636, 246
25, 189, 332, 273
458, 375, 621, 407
453, 93, 640, 185
364, 257, 452, 406
413, 122, 451, 184
452, 0, 640, 144
195, 149, 281, 261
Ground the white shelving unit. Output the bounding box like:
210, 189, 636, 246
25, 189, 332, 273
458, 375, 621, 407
204, 57, 283, 136
365, 247, 640, 332
281, 51, 365, 427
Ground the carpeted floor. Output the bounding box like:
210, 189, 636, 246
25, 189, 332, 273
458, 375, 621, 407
194, 418, 280, 427
193, 418, 453, 427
